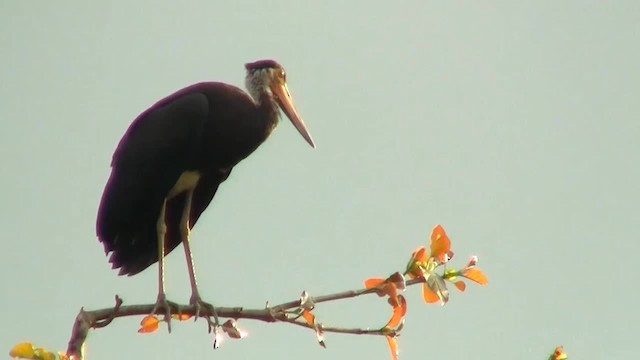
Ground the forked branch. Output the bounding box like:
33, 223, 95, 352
65, 277, 427, 359
10, 224, 488, 360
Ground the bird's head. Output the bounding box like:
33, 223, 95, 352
245, 59, 315, 148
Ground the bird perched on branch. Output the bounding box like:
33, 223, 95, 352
96, 59, 315, 327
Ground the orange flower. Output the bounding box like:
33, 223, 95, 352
405, 225, 455, 281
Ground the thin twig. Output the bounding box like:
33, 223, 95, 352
282, 318, 388, 335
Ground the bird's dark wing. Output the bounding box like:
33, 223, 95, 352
96, 92, 209, 275
189, 169, 232, 226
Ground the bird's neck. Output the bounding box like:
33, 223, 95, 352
256, 91, 280, 128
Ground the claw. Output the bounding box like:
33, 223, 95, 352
150, 293, 180, 333
190, 293, 219, 333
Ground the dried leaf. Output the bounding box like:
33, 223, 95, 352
425, 273, 449, 305
314, 323, 326, 348
387, 272, 407, 292
9, 342, 34, 358
445, 250, 454, 262
385, 295, 407, 329
299, 291, 315, 310
385, 336, 399, 360
462, 267, 488, 285
221, 319, 247, 339
138, 315, 160, 333
212, 327, 223, 349
467, 255, 478, 267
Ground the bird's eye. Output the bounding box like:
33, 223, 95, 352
281, 70, 286, 81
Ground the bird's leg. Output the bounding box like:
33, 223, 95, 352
181, 190, 219, 328
150, 199, 179, 332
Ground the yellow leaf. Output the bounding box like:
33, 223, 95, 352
9, 342, 34, 358
385, 336, 399, 360
138, 315, 160, 333
38, 349, 56, 360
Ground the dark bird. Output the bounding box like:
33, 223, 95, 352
96, 59, 314, 324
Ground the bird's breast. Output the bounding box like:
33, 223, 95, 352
168, 170, 202, 198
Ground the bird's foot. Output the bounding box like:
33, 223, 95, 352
150, 292, 181, 333
190, 293, 219, 333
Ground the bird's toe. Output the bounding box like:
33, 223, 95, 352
189, 295, 218, 332
150, 293, 181, 333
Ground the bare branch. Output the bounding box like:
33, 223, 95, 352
65, 277, 425, 359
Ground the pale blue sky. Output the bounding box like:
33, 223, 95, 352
2, 1, 639, 359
